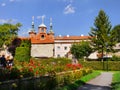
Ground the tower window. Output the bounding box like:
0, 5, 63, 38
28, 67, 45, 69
41, 29, 44, 32
41, 35, 45, 39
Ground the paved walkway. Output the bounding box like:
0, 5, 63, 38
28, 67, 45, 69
77, 72, 113, 90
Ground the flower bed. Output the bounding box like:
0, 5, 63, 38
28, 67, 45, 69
0, 68, 92, 90
0, 58, 93, 90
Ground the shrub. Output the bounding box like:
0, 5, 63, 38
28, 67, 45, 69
112, 55, 120, 61
79, 61, 120, 71
14, 47, 30, 62
14, 39, 31, 62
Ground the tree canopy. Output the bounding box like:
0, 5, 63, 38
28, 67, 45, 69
0, 23, 22, 47
70, 41, 92, 59
112, 24, 120, 42
89, 10, 117, 57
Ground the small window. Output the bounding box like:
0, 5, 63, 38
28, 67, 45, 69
41, 29, 44, 32
57, 46, 60, 49
41, 35, 44, 39
57, 54, 60, 57
64, 46, 67, 50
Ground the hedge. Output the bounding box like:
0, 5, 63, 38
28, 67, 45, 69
14, 47, 30, 62
79, 61, 120, 71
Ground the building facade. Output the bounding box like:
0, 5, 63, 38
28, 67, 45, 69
54, 35, 90, 58
28, 18, 90, 58
29, 18, 54, 58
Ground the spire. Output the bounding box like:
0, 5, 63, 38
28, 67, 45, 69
50, 18, 52, 30
42, 15, 45, 24
49, 18, 54, 34
31, 16, 35, 32
38, 15, 47, 28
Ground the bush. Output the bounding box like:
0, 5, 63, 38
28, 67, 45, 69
79, 61, 120, 71
112, 55, 120, 61
14, 47, 30, 62
14, 39, 31, 62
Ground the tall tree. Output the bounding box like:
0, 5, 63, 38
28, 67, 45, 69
89, 10, 116, 58
112, 25, 120, 42
0, 23, 22, 47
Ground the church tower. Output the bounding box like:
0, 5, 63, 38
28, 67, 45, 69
38, 16, 47, 33
30, 16, 55, 58
48, 18, 54, 39
38, 16, 47, 40
29, 16, 36, 38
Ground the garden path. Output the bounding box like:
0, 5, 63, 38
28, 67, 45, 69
77, 72, 113, 90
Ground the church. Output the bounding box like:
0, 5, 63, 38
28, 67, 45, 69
28, 17, 91, 58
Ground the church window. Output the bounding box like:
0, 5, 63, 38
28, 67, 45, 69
41, 35, 45, 39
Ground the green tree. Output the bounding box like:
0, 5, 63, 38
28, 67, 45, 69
70, 41, 92, 59
0, 23, 22, 47
89, 10, 116, 57
112, 25, 120, 42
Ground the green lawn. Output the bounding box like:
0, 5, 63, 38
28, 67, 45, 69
111, 71, 120, 90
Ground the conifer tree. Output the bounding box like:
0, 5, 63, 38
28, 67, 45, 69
89, 10, 116, 58
112, 25, 120, 42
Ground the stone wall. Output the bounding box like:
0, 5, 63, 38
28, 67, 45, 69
31, 44, 54, 58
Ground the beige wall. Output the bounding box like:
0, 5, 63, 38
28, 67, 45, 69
31, 44, 54, 58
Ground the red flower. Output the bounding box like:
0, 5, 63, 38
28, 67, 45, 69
29, 67, 33, 72
35, 71, 39, 75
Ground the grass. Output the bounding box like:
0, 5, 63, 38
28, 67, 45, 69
57, 71, 101, 90
111, 71, 120, 90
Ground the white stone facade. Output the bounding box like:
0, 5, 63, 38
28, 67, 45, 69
54, 43, 71, 58
31, 44, 54, 58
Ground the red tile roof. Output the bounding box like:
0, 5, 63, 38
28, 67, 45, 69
18, 37, 30, 40
19, 35, 91, 44
31, 34, 54, 44
55, 36, 91, 40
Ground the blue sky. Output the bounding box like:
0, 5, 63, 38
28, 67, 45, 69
0, 0, 120, 36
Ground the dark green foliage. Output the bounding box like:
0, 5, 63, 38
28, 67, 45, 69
79, 61, 120, 71
14, 39, 31, 62
8, 38, 22, 56
14, 47, 30, 62
112, 25, 120, 42
112, 55, 120, 61
70, 41, 92, 59
89, 10, 116, 56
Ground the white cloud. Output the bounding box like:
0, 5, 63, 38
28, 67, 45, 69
64, 4, 75, 14
0, 19, 17, 24
1, 3, 6, 7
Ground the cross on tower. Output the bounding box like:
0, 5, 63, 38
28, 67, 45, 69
42, 15, 45, 24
